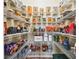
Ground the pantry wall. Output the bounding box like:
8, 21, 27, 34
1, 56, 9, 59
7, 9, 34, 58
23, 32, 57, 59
4, 0, 76, 59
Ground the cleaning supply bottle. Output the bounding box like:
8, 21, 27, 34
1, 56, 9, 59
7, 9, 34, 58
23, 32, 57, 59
54, 35, 59, 42
63, 37, 70, 50
59, 35, 64, 44
4, 22, 8, 35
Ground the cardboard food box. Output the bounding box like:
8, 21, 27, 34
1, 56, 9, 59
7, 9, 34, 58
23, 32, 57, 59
46, 7, 51, 16
40, 8, 44, 15
49, 35, 52, 41
47, 17, 55, 23
44, 33, 48, 41
26, 6, 33, 15
34, 36, 43, 41
33, 7, 38, 15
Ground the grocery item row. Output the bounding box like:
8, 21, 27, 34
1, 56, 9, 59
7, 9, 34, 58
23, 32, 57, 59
4, 22, 28, 35
4, 9, 75, 25
4, 4, 58, 16
4, 19, 76, 35
32, 17, 56, 24
53, 35, 76, 55
5, 45, 29, 59
32, 21, 76, 35
30, 43, 52, 52
4, 37, 26, 55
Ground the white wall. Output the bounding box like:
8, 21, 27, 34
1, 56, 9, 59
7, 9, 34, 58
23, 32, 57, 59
19, 0, 60, 8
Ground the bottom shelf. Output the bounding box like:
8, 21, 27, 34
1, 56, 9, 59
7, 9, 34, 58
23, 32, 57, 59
25, 54, 69, 59
53, 41, 75, 59
26, 57, 52, 59
53, 54, 69, 59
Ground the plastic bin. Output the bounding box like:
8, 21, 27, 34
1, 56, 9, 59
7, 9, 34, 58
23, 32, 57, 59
53, 54, 69, 59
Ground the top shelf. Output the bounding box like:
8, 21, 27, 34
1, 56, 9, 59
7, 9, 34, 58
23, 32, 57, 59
57, 10, 75, 23
4, 8, 28, 23
4, 32, 76, 38
4, 32, 29, 37
53, 32, 76, 38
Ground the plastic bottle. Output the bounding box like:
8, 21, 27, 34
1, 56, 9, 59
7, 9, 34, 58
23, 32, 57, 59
63, 37, 70, 50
